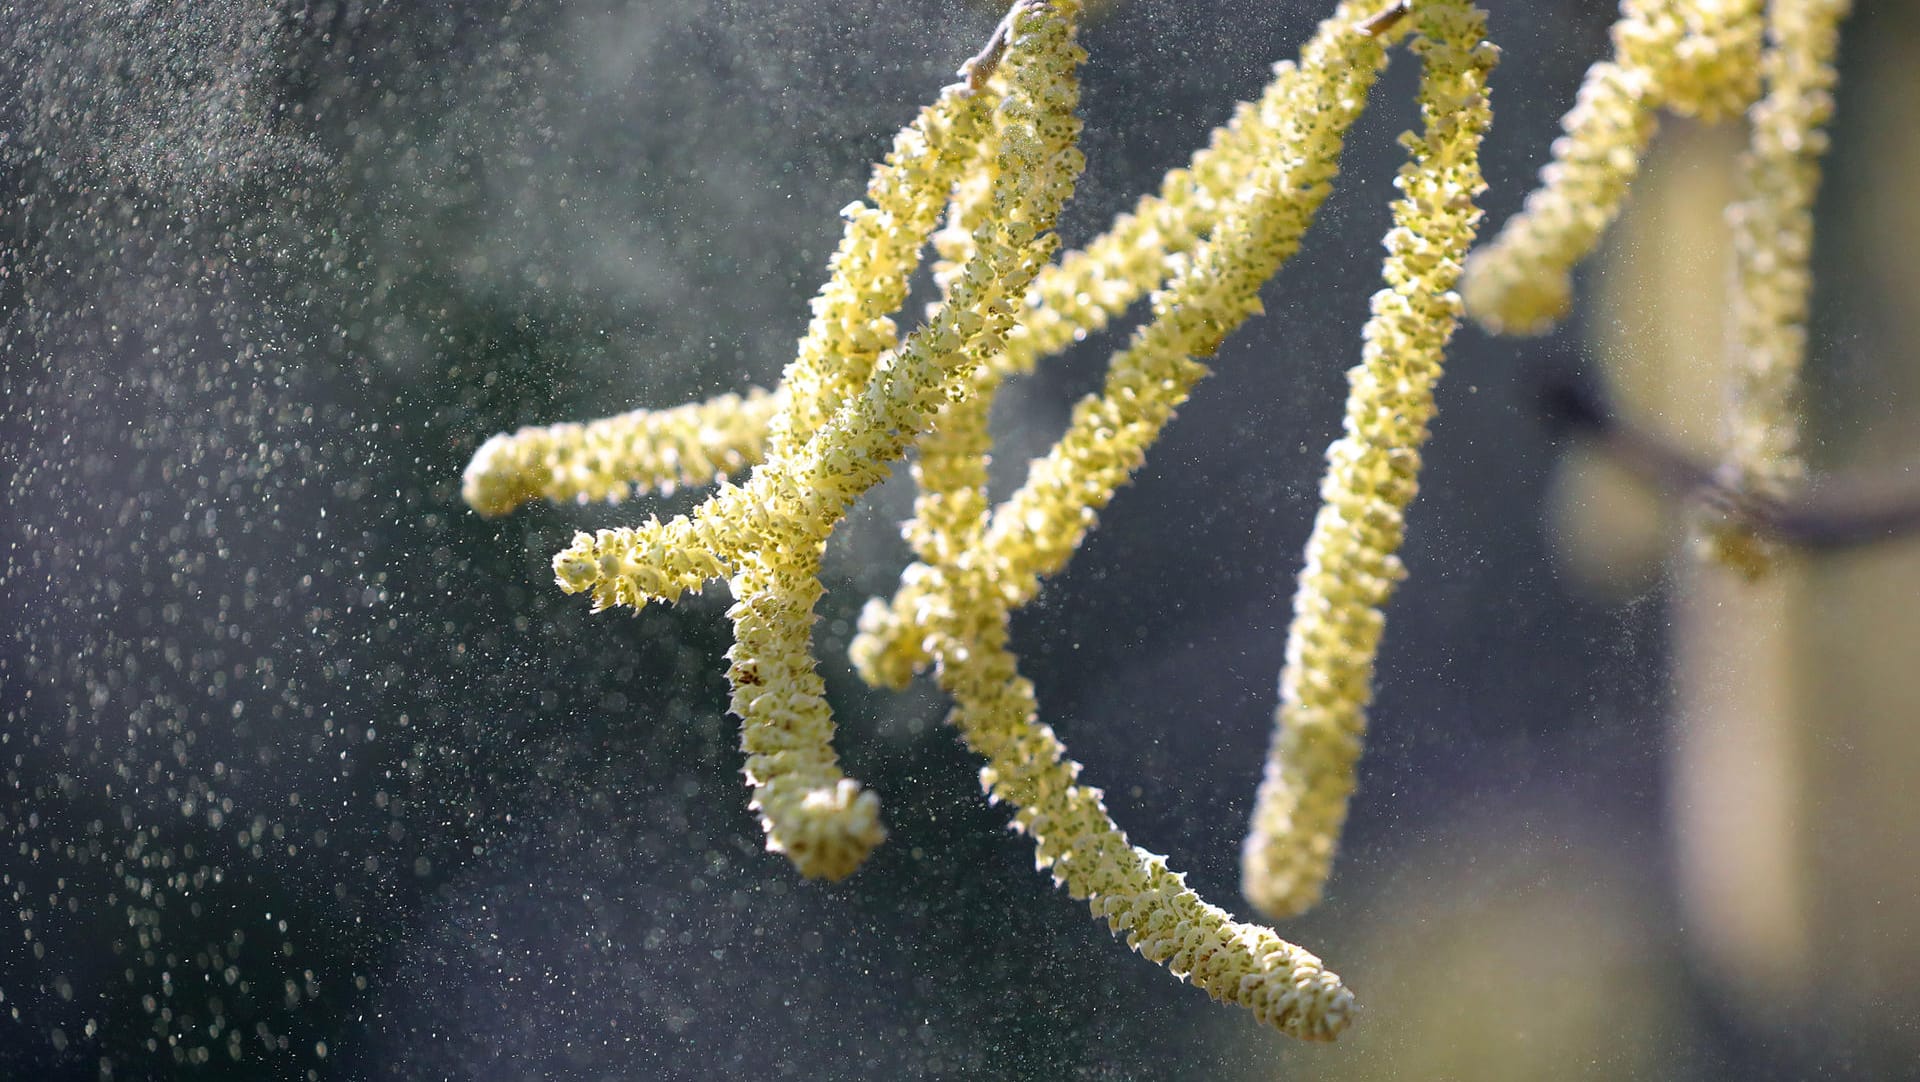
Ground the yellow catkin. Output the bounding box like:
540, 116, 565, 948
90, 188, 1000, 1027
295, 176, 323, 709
853, 0, 1400, 690
933, 591, 1355, 1041
1460, 0, 1762, 336
1242, 3, 1497, 920
551, 3, 1085, 880
1699, 0, 1851, 577
726, 554, 888, 878
461, 388, 781, 517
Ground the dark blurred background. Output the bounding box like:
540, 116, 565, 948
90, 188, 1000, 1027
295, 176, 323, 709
3, 1, 1915, 1078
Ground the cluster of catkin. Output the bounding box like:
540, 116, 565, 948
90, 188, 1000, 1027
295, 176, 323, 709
1461, 0, 1850, 576
461, 0, 1848, 1041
